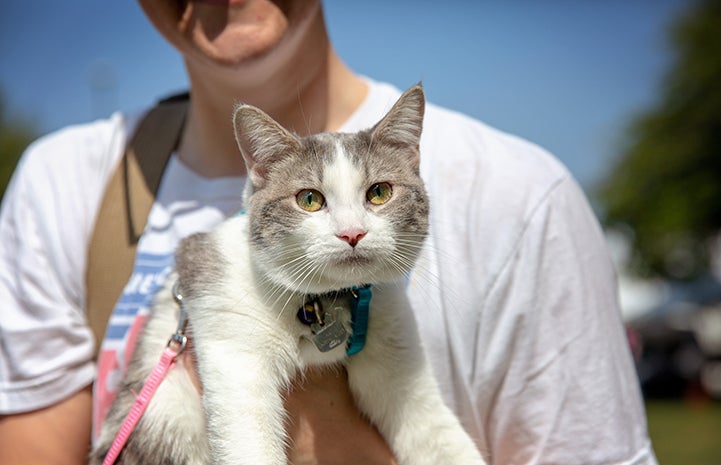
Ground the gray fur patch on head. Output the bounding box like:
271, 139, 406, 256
344, 128, 429, 236
244, 134, 338, 249
175, 232, 226, 299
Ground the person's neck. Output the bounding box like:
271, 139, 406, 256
176, 15, 367, 178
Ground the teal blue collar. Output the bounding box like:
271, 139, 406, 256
346, 285, 372, 356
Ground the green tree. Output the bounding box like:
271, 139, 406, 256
598, 0, 721, 279
0, 92, 36, 200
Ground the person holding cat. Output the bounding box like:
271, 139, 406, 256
0, 1, 658, 465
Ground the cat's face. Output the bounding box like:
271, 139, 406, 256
233, 85, 428, 293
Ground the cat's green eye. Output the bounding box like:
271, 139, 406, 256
296, 189, 325, 212
366, 182, 393, 205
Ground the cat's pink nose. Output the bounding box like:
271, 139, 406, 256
337, 228, 366, 248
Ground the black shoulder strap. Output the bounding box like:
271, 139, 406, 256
86, 94, 188, 357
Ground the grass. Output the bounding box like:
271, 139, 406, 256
646, 400, 721, 465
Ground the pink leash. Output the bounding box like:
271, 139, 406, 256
102, 345, 182, 465
103, 282, 189, 465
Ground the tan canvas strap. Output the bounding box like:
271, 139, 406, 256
86, 95, 188, 356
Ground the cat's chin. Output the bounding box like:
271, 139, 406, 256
310, 267, 407, 294
262, 261, 405, 295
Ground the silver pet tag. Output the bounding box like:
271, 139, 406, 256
310, 306, 350, 352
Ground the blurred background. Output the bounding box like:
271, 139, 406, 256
1, 1, 720, 462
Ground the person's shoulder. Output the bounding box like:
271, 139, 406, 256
413, 98, 574, 237
20, 111, 140, 181
6, 110, 147, 215
422, 101, 568, 193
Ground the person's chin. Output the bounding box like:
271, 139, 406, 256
184, 23, 287, 69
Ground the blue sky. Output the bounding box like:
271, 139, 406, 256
0, 1, 688, 191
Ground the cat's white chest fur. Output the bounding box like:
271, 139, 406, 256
177, 214, 484, 465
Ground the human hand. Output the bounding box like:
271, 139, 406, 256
183, 347, 396, 464
284, 366, 398, 465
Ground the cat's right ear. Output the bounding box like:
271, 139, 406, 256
232, 104, 301, 188
370, 84, 425, 170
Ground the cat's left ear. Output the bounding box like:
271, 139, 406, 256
233, 104, 301, 188
370, 84, 425, 169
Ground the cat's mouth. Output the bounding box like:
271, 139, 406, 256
327, 248, 380, 275
335, 254, 373, 267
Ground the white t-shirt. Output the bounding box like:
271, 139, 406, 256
0, 79, 657, 464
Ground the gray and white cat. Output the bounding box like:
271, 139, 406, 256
91, 85, 485, 465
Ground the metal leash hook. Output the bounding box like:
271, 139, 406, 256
168, 280, 189, 357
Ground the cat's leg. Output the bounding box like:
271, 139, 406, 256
90, 292, 209, 465
190, 306, 298, 465
91, 362, 209, 465
346, 283, 486, 465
